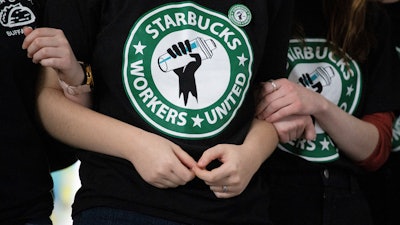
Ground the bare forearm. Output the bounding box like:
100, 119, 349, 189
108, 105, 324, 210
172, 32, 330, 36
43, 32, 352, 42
243, 119, 279, 164
38, 87, 140, 159
314, 99, 379, 161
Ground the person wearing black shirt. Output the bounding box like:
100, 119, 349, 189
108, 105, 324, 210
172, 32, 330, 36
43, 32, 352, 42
36, 1, 294, 224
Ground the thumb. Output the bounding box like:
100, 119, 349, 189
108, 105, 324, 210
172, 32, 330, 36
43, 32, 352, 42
197, 146, 223, 169
21, 27, 34, 50
173, 147, 197, 170
23, 26, 34, 36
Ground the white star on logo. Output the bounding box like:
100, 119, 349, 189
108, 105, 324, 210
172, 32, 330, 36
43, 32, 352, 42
133, 41, 146, 55
320, 138, 331, 151
192, 114, 204, 128
346, 85, 354, 96
237, 53, 248, 66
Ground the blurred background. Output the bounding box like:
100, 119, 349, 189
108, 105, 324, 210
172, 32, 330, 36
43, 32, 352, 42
50, 161, 81, 225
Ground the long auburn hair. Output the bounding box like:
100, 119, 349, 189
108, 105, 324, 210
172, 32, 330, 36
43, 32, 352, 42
323, 0, 373, 62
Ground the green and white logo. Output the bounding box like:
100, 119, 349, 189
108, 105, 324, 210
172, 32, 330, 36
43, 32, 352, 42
123, 2, 253, 139
228, 4, 252, 27
279, 38, 362, 162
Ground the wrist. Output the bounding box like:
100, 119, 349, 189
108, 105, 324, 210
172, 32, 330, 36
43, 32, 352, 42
313, 97, 330, 119
58, 62, 94, 95
59, 62, 85, 86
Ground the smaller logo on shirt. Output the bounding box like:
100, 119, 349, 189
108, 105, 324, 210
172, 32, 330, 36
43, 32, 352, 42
0, 3, 35, 28
0, 2, 36, 37
228, 4, 252, 27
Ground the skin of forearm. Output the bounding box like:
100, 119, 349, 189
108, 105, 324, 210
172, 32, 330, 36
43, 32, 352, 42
36, 68, 149, 161
63, 91, 92, 107
37, 67, 278, 172
313, 98, 379, 161
242, 119, 279, 166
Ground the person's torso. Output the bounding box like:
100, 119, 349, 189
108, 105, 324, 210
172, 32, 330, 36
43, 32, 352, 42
383, 2, 400, 152
0, 0, 54, 223
89, 1, 279, 153
49, 1, 292, 224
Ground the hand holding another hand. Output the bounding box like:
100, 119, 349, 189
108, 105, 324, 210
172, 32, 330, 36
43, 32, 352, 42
256, 78, 321, 142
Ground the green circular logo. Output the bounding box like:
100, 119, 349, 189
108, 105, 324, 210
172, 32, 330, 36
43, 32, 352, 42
279, 38, 362, 162
228, 4, 252, 27
122, 2, 253, 139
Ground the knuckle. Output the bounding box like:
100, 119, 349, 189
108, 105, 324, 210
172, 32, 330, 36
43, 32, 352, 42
207, 175, 218, 183
54, 29, 64, 36
32, 38, 42, 47
230, 176, 240, 186
59, 38, 69, 46
34, 28, 43, 36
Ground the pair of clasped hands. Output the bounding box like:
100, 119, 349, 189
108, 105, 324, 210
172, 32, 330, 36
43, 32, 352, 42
134, 78, 320, 199
131, 131, 264, 199
130, 77, 320, 199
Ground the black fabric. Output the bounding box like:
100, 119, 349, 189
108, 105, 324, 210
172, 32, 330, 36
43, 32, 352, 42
0, 1, 53, 223
358, 3, 400, 225
382, 2, 400, 117
44, 1, 293, 224
43, 134, 78, 172
383, 1, 400, 49
359, 2, 400, 115
267, 155, 373, 225
0, 0, 76, 223
359, 152, 400, 225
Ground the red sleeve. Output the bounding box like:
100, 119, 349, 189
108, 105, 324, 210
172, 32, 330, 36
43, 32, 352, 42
356, 112, 395, 171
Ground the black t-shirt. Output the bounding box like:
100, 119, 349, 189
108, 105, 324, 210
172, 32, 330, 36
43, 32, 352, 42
0, 0, 76, 223
45, 1, 294, 224
267, 1, 400, 176
0, 0, 53, 224
382, 2, 400, 152
382, 2, 400, 52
